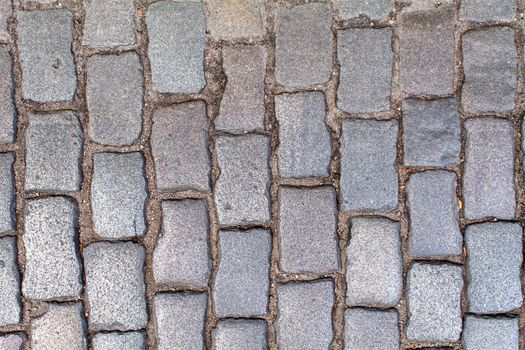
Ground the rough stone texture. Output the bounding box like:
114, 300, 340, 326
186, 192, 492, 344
25, 112, 83, 192
401, 0, 455, 12
346, 217, 402, 307
18, 10, 76, 102
407, 171, 462, 257
276, 92, 332, 178
0, 237, 20, 326
344, 308, 399, 350
31, 303, 86, 350
147, 1, 205, 93
463, 316, 519, 350
0, 153, 14, 233
214, 229, 270, 317
92, 332, 146, 350
91, 152, 147, 239
276, 280, 334, 349
462, 27, 517, 113
0, 0, 11, 41
216, 45, 266, 132
215, 135, 270, 225
465, 222, 523, 313
23, 197, 82, 299
275, 3, 332, 87
402, 98, 461, 167
340, 0, 391, 20
83, 0, 136, 48
406, 263, 463, 342
154, 293, 207, 350
86, 53, 143, 146
399, 9, 455, 95
208, 0, 264, 39
84, 242, 147, 331
338, 28, 392, 113
460, 0, 515, 22
151, 102, 210, 192
340, 119, 398, 211
213, 319, 267, 350
279, 186, 339, 274
153, 200, 210, 287
0, 334, 24, 350
463, 118, 515, 220
0, 45, 15, 144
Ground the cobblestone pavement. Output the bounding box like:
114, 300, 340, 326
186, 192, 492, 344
0, 0, 524, 349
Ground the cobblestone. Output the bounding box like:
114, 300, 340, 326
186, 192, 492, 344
92, 332, 146, 350
0, 334, 24, 350
213, 319, 267, 350
208, 0, 264, 40
0, 153, 14, 233
344, 308, 399, 350
0, 237, 20, 326
463, 316, 519, 350
460, 0, 515, 22
0, 45, 15, 144
0, 0, 10, 41
339, 0, 391, 20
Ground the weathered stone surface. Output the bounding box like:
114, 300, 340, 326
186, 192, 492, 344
91, 152, 147, 239
463, 118, 515, 220
213, 319, 267, 350
340, 0, 392, 20
92, 332, 146, 350
18, 10, 76, 102
340, 119, 398, 211
25, 112, 83, 191
276, 92, 332, 178
460, 0, 515, 22
345, 308, 399, 350
154, 293, 207, 350
216, 45, 266, 132
151, 102, 210, 192
338, 28, 392, 113
400, 0, 455, 12
407, 171, 462, 257
147, 1, 205, 93
0, 153, 14, 233
402, 98, 461, 166
0, 334, 24, 350
406, 263, 463, 342
23, 197, 82, 299
465, 222, 523, 313
208, 0, 264, 39
0, 45, 15, 144
462, 27, 517, 113
215, 135, 270, 225
86, 53, 143, 146
214, 229, 270, 317
276, 281, 334, 349
275, 3, 332, 87
0, 237, 20, 326
0, 0, 11, 41
84, 242, 147, 331
463, 316, 519, 350
346, 217, 402, 307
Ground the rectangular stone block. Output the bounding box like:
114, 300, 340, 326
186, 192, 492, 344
213, 319, 267, 350
340, 0, 392, 20
153, 200, 210, 287
84, 242, 147, 331
345, 309, 399, 350
0, 0, 11, 41
460, 0, 515, 21
276, 92, 332, 178
275, 3, 332, 87
0, 334, 24, 350
0, 45, 15, 144
151, 101, 210, 192
23, 197, 82, 299
147, 1, 205, 93
340, 119, 398, 211
18, 10, 76, 102
93, 332, 146, 350
0, 237, 20, 326
91, 152, 147, 239
0, 153, 14, 233
337, 28, 392, 113
463, 316, 519, 350
463, 118, 515, 220
208, 0, 264, 40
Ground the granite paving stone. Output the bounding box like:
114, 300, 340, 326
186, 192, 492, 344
0, 45, 15, 144
208, 0, 264, 40
92, 332, 146, 350
0, 0, 11, 41
340, 0, 392, 20
0, 334, 24, 350
0, 153, 14, 233
344, 308, 400, 350
400, 0, 455, 12
465, 222, 523, 313
0, 237, 20, 326
463, 316, 519, 350
460, 0, 515, 22
213, 319, 267, 350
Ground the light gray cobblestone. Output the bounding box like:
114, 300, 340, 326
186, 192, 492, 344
345, 308, 399, 350
463, 316, 519, 350
0, 334, 24, 350
0, 153, 14, 233
0, 45, 15, 144
340, 0, 392, 20
213, 319, 267, 350
0, 237, 20, 326
92, 332, 146, 350
208, 0, 264, 40
0, 0, 11, 41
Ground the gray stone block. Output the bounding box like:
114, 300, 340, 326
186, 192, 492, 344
153, 200, 210, 287
276, 92, 332, 178
465, 222, 523, 313
460, 0, 515, 22
463, 118, 515, 220
0, 334, 24, 350
91, 152, 147, 239
86, 53, 143, 146
276, 280, 334, 349
215, 135, 270, 225
0, 45, 15, 144
0, 0, 11, 41
25, 111, 83, 192
407, 170, 462, 257
337, 28, 392, 113
214, 229, 270, 317
0, 153, 14, 233
23, 197, 82, 299
346, 217, 402, 307
213, 319, 267, 350
0, 237, 20, 326
208, 0, 264, 39
340, 119, 398, 211
406, 263, 463, 342
401, 0, 455, 11
147, 1, 205, 93
151, 101, 210, 192
216, 45, 266, 132
93, 332, 146, 350
154, 293, 207, 350
340, 0, 392, 20
462, 27, 517, 113
463, 316, 519, 350
402, 98, 461, 167
84, 242, 147, 331
275, 3, 332, 87
344, 308, 399, 350
18, 10, 76, 102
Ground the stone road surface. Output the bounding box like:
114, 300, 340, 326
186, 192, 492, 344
0, 0, 523, 349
